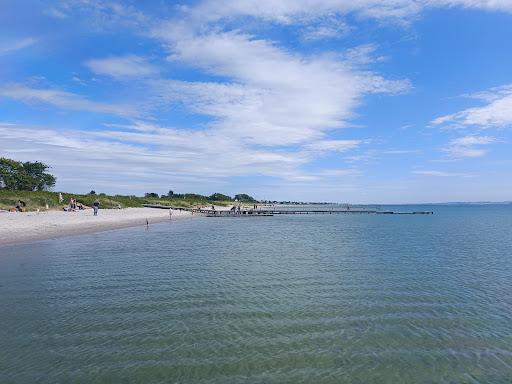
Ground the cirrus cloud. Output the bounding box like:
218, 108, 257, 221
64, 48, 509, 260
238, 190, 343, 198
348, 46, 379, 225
443, 135, 497, 158
85, 55, 158, 79
0, 37, 37, 56
0, 83, 138, 117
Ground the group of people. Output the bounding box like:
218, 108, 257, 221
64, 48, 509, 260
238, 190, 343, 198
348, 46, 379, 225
61, 195, 100, 215
8, 194, 101, 214
67, 198, 84, 211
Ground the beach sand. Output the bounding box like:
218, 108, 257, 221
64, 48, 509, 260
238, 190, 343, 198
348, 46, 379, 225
0, 208, 193, 246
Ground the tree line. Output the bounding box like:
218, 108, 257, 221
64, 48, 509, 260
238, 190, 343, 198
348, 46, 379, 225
145, 191, 257, 202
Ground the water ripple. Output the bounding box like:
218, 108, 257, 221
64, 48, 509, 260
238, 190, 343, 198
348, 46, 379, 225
1, 205, 512, 383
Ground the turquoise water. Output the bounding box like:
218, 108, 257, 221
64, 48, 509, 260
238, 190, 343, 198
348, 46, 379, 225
1, 205, 512, 383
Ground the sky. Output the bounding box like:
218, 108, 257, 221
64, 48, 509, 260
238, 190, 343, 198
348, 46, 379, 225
1, 0, 512, 203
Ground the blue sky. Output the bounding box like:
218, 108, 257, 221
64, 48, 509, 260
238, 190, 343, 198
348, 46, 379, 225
1, 1, 511, 203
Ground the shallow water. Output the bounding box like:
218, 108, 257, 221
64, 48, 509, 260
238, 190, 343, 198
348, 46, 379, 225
1, 205, 512, 383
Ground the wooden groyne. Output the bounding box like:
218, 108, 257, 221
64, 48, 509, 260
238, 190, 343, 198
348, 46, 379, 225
143, 204, 433, 216
266, 210, 433, 215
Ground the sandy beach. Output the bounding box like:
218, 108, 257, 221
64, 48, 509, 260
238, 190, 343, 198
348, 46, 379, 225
0, 208, 193, 246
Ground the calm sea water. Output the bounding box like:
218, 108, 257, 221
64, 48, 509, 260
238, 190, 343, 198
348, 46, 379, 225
1, 205, 512, 383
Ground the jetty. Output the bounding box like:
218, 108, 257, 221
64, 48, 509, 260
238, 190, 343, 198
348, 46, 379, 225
143, 204, 433, 217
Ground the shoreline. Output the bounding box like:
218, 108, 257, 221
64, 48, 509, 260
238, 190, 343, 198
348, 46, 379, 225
0, 208, 195, 247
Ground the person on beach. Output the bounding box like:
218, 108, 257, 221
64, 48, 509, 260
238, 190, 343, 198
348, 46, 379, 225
169, 208, 172, 220
68, 197, 77, 211
93, 199, 100, 216
15, 200, 25, 212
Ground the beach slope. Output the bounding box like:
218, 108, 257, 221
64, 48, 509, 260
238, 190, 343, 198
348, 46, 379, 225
0, 208, 192, 246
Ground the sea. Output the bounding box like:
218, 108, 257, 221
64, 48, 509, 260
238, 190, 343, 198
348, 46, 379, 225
1, 204, 512, 383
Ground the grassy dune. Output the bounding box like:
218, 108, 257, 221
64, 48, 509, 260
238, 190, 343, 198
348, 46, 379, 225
0, 190, 236, 211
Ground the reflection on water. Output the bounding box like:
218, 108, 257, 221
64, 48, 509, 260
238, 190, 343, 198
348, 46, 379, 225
1, 205, 512, 383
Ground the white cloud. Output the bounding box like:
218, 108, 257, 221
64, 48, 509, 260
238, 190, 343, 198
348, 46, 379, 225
0, 84, 137, 117
303, 17, 352, 40
413, 170, 472, 177
463, 84, 512, 102
318, 168, 361, 176
0, 37, 37, 56
6, 0, 512, 200
341, 44, 386, 65
450, 135, 496, 146
46, 0, 512, 37
187, 0, 512, 26
429, 0, 512, 13
44, 8, 68, 19
47, 0, 148, 29
304, 140, 363, 152
443, 135, 497, 158
150, 25, 409, 146
0, 119, 369, 197
0, 122, 353, 194
383, 149, 420, 154
85, 55, 158, 79
188, 0, 419, 24
432, 84, 512, 129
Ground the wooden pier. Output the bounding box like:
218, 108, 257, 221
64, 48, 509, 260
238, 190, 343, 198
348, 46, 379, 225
143, 204, 433, 216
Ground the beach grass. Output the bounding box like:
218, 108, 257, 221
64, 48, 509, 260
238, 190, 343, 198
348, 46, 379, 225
0, 190, 238, 211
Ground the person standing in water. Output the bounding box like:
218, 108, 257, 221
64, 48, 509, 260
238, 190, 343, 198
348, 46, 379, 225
93, 199, 100, 216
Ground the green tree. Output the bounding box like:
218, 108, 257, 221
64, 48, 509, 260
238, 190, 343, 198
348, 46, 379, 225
22, 161, 57, 191
209, 193, 232, 201
0, 158, 56, 191
0, 158, 29, 190
234, 193, 257, 202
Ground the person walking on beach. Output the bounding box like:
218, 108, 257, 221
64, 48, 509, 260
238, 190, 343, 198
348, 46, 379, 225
93, 199, 100, 216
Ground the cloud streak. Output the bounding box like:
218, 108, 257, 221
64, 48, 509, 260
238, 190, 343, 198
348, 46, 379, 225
85, 55, 158, 79
413, 170, 473, 177
187, 0, 512, 26
0, 37, 37, 56
0, 122, 362, 195
0, 84, 138, 118
443, 135, 497, 158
